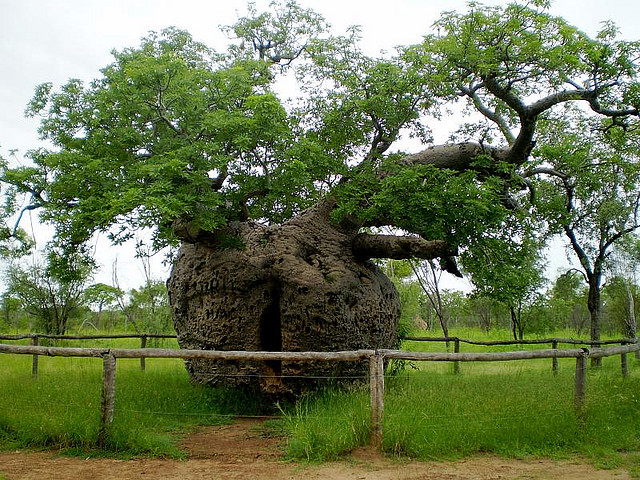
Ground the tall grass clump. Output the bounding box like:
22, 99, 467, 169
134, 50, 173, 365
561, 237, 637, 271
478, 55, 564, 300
284, 387, 370, 461
580, 368, 640, 458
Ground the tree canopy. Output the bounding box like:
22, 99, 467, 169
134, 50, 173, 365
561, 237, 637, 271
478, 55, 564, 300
1, 1, 639, 273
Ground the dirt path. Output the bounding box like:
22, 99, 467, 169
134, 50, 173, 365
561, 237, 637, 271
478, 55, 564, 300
0, 419, 632, 480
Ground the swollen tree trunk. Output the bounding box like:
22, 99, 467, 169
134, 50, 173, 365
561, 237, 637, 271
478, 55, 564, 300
168, 201, 420, 395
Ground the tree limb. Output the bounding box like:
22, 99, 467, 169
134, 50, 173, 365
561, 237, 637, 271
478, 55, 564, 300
460, 85, 515, 144
352, 233, 456, 261
397, 142, 511, 171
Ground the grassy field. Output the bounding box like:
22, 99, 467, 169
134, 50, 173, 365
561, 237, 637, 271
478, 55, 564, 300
0, 329, 638, 472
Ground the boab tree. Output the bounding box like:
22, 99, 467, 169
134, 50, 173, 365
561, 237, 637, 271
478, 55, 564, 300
2, 2, 639, 393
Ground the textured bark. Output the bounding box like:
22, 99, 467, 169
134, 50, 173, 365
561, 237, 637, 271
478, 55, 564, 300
167, 201, 400, 395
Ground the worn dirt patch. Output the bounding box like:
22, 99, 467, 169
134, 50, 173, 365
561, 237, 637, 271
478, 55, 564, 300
0, 419, 633, 479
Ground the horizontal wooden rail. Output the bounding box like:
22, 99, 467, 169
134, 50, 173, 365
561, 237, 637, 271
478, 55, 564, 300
2, 333, 635, 346
0, 343, 374, 362
0, 333, 176, 341
403, 336, 636, 346
588, 343, 640, 358
380, 347, 589, 362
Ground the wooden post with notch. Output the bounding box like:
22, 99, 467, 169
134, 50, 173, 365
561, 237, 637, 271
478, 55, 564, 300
31, 335, 39, 378
453, 338, 460, 374
574, 351, 588, 422
552, 340, 558, 375
98, 352, 117, 447
369, 352, 384, 450
621, 340, 628, 378
140, 335, 147, 372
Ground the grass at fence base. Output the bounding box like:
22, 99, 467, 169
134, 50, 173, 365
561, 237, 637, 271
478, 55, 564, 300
0, 355, 271, 458
282, 363, 640, 464
284, 387, 370, 461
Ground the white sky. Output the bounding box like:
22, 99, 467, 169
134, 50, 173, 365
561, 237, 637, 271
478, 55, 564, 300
0, 0, 638, 291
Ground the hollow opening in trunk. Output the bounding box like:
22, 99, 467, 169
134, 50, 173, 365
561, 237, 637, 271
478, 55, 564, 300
259, 286, 282, 376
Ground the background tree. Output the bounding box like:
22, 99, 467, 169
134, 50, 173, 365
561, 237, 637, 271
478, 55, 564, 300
411, 260, 453, 344
529, 110, 640, 364
5, 250, 93, 334
608, 236, 640, 342
463, 230, 546, 340
469, 295, 510, 333
128, 280, 172, 335
547, 270, 590, 334
0, 293, 25, 332
380, 259, 425, 338
82, 283, 122, 330
603, 275, 638, 337
1, 2, 639, 391
438, 290, 472, 332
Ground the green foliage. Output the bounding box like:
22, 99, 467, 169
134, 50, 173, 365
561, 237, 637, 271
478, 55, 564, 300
0, 0, 639, 319
4, 250, 94, 335
331, 159, 512, 253
463, 225, 546, 339
223, 0, 328, 64
127, 281, 173, 334
408, 2, 639, 121
533, 114, 640, 250
603, 276, 639, 336
8, 25, 321, 250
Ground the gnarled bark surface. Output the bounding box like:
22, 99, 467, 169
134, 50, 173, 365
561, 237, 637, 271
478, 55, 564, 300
168, 201, 401, 395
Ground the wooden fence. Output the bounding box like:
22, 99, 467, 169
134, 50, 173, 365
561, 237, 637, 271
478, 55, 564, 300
0, 333, 176, 376
2, 333, 637, 377
1, 339, 639, 449
404, 335, 639, 375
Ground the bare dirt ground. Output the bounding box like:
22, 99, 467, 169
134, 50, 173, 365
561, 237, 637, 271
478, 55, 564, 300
0, 419, 633, 480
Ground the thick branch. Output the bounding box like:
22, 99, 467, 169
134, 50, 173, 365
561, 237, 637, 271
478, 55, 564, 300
397, 142, 511, 171
353, 233, 455, 260
529, 89, 589, 116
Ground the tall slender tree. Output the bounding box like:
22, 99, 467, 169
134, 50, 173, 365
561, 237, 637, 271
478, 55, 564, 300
527, 111, 640, 364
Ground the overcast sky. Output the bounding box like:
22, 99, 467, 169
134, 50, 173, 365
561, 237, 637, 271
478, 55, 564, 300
0, 0, 638, 290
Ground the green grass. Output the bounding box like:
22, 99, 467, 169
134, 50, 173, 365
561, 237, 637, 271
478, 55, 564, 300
0, 354, 271, 457
1, 329, 639, 467
283, 356, 640, 464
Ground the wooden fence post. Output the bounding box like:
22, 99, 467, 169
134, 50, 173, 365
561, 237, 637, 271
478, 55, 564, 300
140, 335, 147, 372
552, 340, 558, 375
369, 352, 384, 450
621, 340, 628, 378
98, 352, 117, 447
453, 338, 460, 375
574, 351, 588, 421
31, 335, 39, 378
